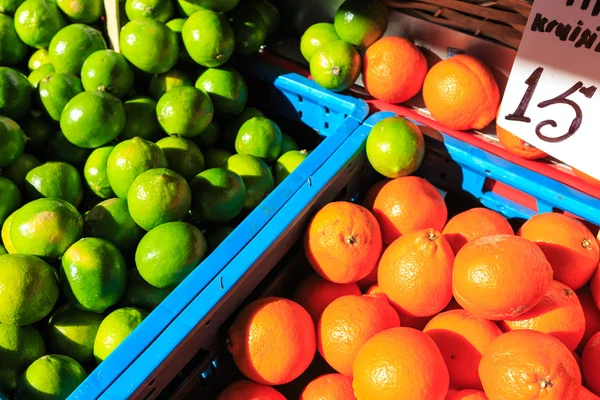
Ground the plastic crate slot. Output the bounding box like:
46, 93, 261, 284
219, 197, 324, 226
482, 178, 539, 212
204, 319, 211, 327
298, 110, 303, 118
298, 95, 303, 103
324, 106, 330, 114
324, 122, 329, 129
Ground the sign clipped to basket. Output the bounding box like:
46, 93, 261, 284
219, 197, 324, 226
497, 0, 600, 179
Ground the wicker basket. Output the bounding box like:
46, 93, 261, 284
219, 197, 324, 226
384, 0, 533, 49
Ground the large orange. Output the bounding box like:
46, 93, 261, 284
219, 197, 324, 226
479, 330, 582, 400
574, 168, 600, 187
216, 380, 286, 400
378, 228, 454, 317
496, 123, 548, 160
453, 234, 553, 320
352, 327, 449, 400
499, 280, 585, 351
356, 244, 386, 291
445, 389, 488, 400
578, 386, 600, 400
582, 332, 600, 396
305, 201, 382, 283
227, 297, 316, 385
362, 36, 427, 104
442, 208, 513, 254
317, 294, 400, 376
423, 309, 502, 390
423, 55, 500, 131
372, 176, 447, 244
362, 179, 389, 212
518, 213, 599, 290
299, 373, 356, 400
292, 273, 361, 323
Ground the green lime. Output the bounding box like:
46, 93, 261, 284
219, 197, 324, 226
60, 91, 126, 148
228, 5, 267, 56
0, 14, 26, 66
4, 154, 41, 186
366, 116, 425, 178
205, 225, 233, 251
0, 67, 33, 120
190, 168, 245, 223
309, 40, 361, 92
83, 146, 115, 199
184, 0, 238, 12
193, 120, 219, 148
39, 72, 84, 122
127, 168, 192, 231
121, 268, 172, 311
120, 19, 179, 74
300, 22, 340, 63
125, 0, 173, 22
156, 86, 214, 137
166, 17, 184, 31
47, 304, 103, 365
17, 355, 86, 399
0, 177, 21, 235
120, 96, 163, 141
0, 0, 24, 13
182, 10, 234, 67
20, 112, 53, 154
248, 0, 279, 37
25, 161, 83, 207
47, 130, 92, 166
14, 0, 66, 49
0, 323, 45, 391
61, 237, 127, 313
175, 0, 200, 16
84, 198, 145, 251
166, 17, 194, 66
1, 211, 16, 254
106, 137, 168, 198
226, 154, 273, 209
0, 116, 25, 167
28, 49, 51, 71
0, 244, 6, 255
94, 307, 148, 363
0, 253, 59, 325
10, 198, 83, 259
205, 148, 232, 169
149, 68, 192, 100
195, 66, 247, 116
57, 0, 103, 23
281, 133, 299, 153
235, 116, 282, 162
81, 50, 134, 99
135, 221, 206, 288
275, 149, 308, 185
49, 24, 107, 75
223, 106, 264, 149
156, 136, 205, 180
28, 63, 55, 88
334, 0, 388, 48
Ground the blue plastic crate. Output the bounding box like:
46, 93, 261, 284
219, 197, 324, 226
65, 61, 368, 400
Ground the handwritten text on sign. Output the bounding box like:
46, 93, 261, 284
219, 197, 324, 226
497, 0, 600, 180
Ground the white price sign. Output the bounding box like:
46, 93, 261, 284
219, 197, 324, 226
497, 0, 600, 180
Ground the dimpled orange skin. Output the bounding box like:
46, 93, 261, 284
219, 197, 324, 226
518, 213, 600, 290
317, 294, 400, 376
227, 297, 316, 385
496, 124, 547, 160
216, 380, 286, 400
445, 389, 488, 400
299, 373, 356, 400
578, 385, 600, 400
452, 234, 553, 320
499, 280, 585, 352
582, 332, 600, 396
423, 309, 502, 390
442, 208, 513, 254
304, 201, 382, 283
352, 327, 449, 400
423, 54, 500, 131
292, 273, 361, 323
372, 176, 447, 244
590, 269, 600, 318
479, 330, 582, 400
378, 228, 454, 317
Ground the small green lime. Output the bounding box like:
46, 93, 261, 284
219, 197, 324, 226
156, 86, 214, 137
120, 96, 163, 141
0, 253, 59, 325
166, 17, 185, 31
120, 18, 179, 74
166, 17, 194, 66
281, 133, 299, 153
334, 0, 388, 48
84, 146, 115, 199
309, 40, 361, 92
182, 10, 234, 67
235, 116, 282, 162
205, 148, 232, 169
126, 0, 173, 22
300, 22, 340, 63
156, 136, 205, 180
193, 120, 219, 148
47, 304, 103, 365
190, 168, 246, 223
49, 24, 107, 75
39, 72, 84, 122
228, 5, 267, 56
84, 197, 145, 251
17, 355, 87, 399
106, 137, 168, 198
195, 66, 247, 116
94, 307, 148, 363
184, 0, 238, 12
25, 161, 83, 207
0, 14, 27, 66
226, 154, 274, 209
175, 0, 200, 16
0, 0, 24, 14
274, 150, 308, 185
47, 130, 92, 166
3, 154, 40, 186
121, 268, 173, 311
28, 49, 51, 71
135, 221, 207, 288
0, 177, 21, 231
223, 106, 264, 149
0, 116, 25, 167
81, 50, 134, 99
248, 0, 279, 37
205, 225, 234, 251
14, 0, 67, 49
0, 323, 45, 390
28, 63, 55, 88
1, 211, 16, 254
149, 68, 192, 100
0, 67, 33, 120
366, 116, 425, 178
57, 0, 103, 23
10, 198, 83, 259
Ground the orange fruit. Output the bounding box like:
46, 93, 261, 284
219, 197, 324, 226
366, 283, 437, 329
356, 244, 386, 291
352, 327, 449, 400
578, 386, 600, 400
453, 234, 553, 320
423, 55, 500, 131
299, 373, 355, 400
423, 309, 502, 390
582, 332, 600, 396
442, 208, 513, 254
518, 212, 600, 290
216, 380, 286, 400
304, 201, 382, 283
574, 168, 600, 187
361, 178, 389, 212
499, 280, 585, 352
592, 268, 600, 310
362, 36, 427, 104
497, 123, 547, 160
227, 297, 315, 385
292, 272, 361, 323
578, 286, 600, 352
372, 176, 447, 244
378, 228, 454, 317
479, 330, 581, 399
317, 294, 400, 376
445, 389, 488, 400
